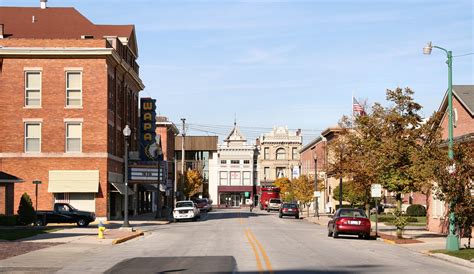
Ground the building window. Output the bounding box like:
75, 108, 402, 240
264, 167, 270, 180
243, 160, 250, 164
230, 171, 241, 185
276, 148, 286, 160
231, 160, 240, 164
25, 123, 41, 153
292, 147, 298, 160
220, 160, 227, 164
66, 123, 82, 152
25, 71, 41, 107
264, 147, 269, 159
66, 71, 82, 107
219, 171, 228, 186
243, 171, 251, 185
276, 167, 285, 178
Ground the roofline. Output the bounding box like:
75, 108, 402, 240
156, 121, 179, 135
299, 136, 323, 153
437, 86, 474, 117
320, 127, 343, 137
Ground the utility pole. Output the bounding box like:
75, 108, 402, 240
180, 118, 186, 201
313, 158, 319, 218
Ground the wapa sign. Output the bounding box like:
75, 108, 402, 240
140, 98, 159, 161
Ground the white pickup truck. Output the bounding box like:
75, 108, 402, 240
173, 200, 201, 222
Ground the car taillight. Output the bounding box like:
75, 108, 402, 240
336, 218, 347, 225
283, 208, 288, 211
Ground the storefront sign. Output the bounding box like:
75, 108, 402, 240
140, 98, 158, 160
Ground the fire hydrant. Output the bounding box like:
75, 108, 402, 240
98, 221, 106, 239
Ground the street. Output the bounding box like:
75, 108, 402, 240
50, 209, 470, 274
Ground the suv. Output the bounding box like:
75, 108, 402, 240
173, 201, 200, 222
279, 203, 300, 219
267, 198, 282, 212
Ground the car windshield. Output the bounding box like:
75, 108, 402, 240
338, 209, 367, 218
270, 199, 281, 203
176, 202, 194, 208
195, 199, 207, 204
282, 204, 297, 209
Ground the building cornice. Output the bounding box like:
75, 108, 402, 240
0, 47, 145, 90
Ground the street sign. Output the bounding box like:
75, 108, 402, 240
313, 191, 321, 198
244, 192, 250, 198
371, 184, 382, 198
32, 180, 42, 185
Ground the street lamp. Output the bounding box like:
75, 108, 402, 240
423, 41, 458, 251
338, 144, 344, 208
313, 156, 319, 219
122, 125, 131, 228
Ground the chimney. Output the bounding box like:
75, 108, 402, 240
296, 129, 301, 136
40, 0, 47, 9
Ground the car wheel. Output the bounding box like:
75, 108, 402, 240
295, 215, 299, 219
279, 214, 282, 218
328, 229, 333, 237
333, 231, 339, 238
77, 219, 88, 227
35, 219, 46, 227
364, 233, 371, 240
358, 234, 364, 239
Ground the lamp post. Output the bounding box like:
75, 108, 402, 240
338, 144, 343, 208
122, 125, 131, 228
423, 41, 458, 251
313, 157, 319, 219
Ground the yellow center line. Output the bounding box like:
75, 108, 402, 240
245, 229, 264, 274
248, 229, 274, 274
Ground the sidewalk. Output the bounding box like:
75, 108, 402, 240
302, 214, 473, 268
0, 214, 169, 267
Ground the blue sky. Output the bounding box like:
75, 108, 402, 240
3, 0, 473, 143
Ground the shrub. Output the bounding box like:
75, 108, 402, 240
406, 204, 426, 217
405, 217, 418, 222
0, 215, 18, 226
17, 193, 36, 225
377, 215, 396, 222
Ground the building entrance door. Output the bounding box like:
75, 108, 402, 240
220, 192, 243, 207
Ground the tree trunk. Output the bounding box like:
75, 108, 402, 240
365, 203, 370, 219
307, 203, 310, 217
396, 194, 403, 239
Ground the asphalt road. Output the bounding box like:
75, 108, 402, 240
58, 209, 471, 274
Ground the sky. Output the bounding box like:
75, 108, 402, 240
2, 0, 473, 143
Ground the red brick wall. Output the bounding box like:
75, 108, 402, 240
440, 96, 474, 140
300, 140, 326, 177
156, 126, 176, 161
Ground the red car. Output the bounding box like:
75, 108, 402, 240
279, 203, 299, 219
327, 208, 371, 239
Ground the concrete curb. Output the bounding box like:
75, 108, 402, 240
427, 252, 474, 268
112, 230, 144, 245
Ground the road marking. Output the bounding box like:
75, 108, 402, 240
247, 229, 274, 274
245, 229, 264, 274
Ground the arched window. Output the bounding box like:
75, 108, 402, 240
276, 148, 286, 160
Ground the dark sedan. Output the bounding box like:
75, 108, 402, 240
279, 203, 299, 219
327, 208, 371, 239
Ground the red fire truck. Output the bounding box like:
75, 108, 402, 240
259, 186, 280, 210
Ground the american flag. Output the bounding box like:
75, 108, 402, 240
353, 97, 365, 116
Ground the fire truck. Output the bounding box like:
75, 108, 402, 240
259, 186, 280, 210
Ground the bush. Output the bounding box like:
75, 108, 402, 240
405, 217, 418, 222
0, 215, 19, 226
406, 204, 426, 217
17, 193, 36, 225
377, 215, 396, 222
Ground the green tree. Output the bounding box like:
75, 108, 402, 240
183, 169, 204, 199
293, 175, 314, 217
17, 192, 36, 225
274, 177, 294, 203
332, 181, 366, 207
434, 143, 474, 248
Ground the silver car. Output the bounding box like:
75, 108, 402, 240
267, 198, 282, 212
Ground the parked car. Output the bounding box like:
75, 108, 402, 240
279, 203, 299, 219
194, 198, 213, 212
327, 208, 371, 239
35, 203, 96, 227
266, 198, 282, 212
173, 200, 200, 222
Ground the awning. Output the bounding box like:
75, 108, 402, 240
140, 184, 158, 192
110, 182, 135, 195
48, 170, 99, 193
0, 171, 24, 183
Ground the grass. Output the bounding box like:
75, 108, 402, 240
0, 228, 60, 241
431, 249, 474, 261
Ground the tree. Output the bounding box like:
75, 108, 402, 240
183, 169, 204, 199
274, 177, 294, 203
292, 175, 314, 217
17, 192, 36, 225
434, 143, 474, 248
332, 181, 366, 207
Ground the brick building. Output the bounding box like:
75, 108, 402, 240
0, 5, 144, 219
428, 85, 474, 233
